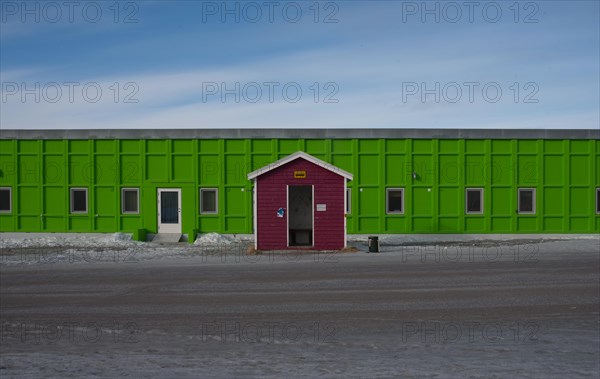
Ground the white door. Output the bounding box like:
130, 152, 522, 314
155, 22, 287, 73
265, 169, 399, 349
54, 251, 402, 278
157, 188, 181, 233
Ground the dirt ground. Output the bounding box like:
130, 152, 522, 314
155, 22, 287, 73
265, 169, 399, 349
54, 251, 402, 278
1, 239, 599, 378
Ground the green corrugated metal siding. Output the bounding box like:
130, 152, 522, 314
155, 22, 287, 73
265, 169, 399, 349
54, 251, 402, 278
0, 138, 599, 235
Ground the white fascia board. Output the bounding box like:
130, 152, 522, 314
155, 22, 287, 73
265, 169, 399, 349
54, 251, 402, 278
247, 151, 353, 181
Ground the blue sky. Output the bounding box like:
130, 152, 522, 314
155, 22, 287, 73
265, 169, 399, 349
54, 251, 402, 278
1, 0, 598, 129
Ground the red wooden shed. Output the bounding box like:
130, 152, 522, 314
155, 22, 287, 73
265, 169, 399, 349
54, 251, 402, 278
247, 151, 353, 250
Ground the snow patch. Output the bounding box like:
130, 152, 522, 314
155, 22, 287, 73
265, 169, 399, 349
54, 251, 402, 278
346, 233, 600, 245
194, 233, 253, 246
0, 233, 140, 249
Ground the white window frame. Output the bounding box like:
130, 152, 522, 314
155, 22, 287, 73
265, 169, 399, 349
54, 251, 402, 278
0, 187, 12, 213
70, 187, 88, 214
465, 188, 484, 214
200, 188, 218, 214
121, 188, 140, 214
518, 188, 536, 214
386, 188, 405, 215
596, 188, 600, 214
346, 188, 351, 214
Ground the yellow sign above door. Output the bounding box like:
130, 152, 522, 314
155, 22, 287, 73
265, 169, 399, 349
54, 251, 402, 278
294, 170, 307, 179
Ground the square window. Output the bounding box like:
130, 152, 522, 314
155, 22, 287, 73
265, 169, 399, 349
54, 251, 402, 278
200, 188, 218, 214
0, 187, 12, 213
346, 188, 351, 214
386, 188, 404, 214
596, 188, 600, 214
70, 188, 88, 213
518, 188, 536, 214
121, 188, 139, 214
466, 188, 483, 214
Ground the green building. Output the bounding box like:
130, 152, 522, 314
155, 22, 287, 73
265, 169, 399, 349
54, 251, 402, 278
0, 129, 599, 242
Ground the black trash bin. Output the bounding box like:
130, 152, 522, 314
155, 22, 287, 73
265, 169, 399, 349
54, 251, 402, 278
368, 236, 379, 253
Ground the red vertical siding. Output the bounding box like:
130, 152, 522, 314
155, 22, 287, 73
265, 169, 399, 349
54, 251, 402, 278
256, 158, 345, 250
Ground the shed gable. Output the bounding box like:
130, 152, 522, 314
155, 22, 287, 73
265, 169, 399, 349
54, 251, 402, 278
247, 151, 353, 181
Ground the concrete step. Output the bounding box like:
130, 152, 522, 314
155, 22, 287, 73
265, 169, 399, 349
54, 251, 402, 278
151, 233, 182, 244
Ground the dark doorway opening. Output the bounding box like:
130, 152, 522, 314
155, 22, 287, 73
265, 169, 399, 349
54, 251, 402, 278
288, 185, 313, 246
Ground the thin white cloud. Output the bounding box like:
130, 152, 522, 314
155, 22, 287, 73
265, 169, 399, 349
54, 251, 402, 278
2, 5, 598, 131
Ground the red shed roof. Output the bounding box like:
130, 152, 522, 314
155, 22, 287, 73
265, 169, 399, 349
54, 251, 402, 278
247, 151, 353, 181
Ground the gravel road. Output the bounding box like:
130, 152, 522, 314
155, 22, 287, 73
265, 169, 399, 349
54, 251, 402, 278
1, 239, 599, 378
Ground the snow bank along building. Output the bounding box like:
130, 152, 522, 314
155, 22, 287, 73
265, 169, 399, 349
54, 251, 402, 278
0, 129, 599, 249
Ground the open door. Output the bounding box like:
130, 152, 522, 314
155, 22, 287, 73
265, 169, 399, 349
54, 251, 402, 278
288, 185, 313, 247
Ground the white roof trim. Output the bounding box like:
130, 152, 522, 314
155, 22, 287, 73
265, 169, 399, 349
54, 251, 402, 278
247, 151, 353, 181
